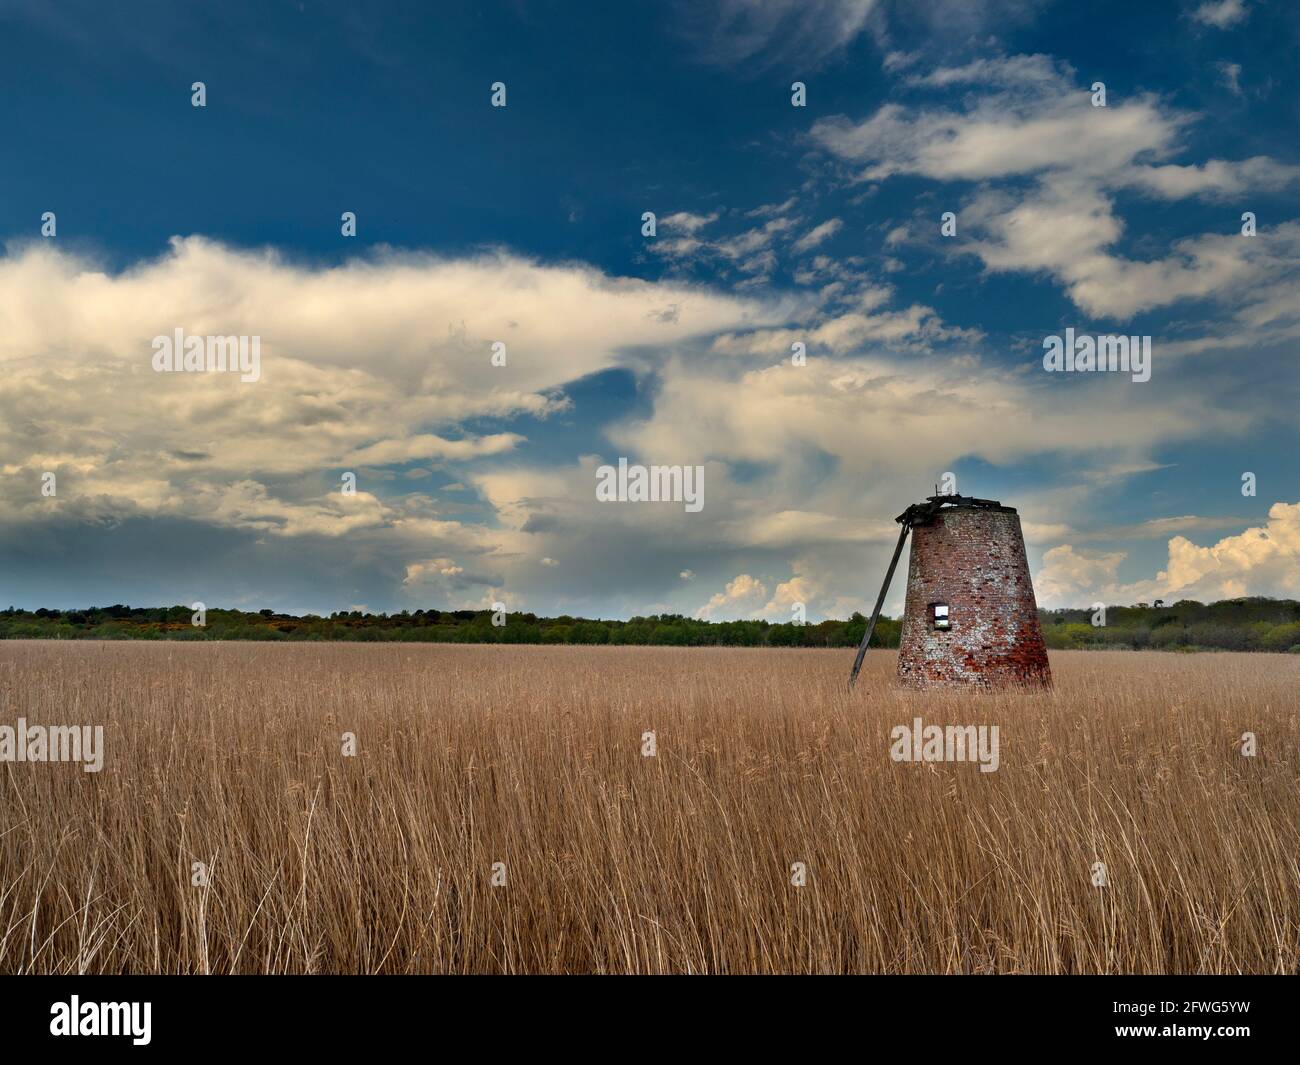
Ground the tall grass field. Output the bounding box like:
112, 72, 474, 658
0, 642, 1295, 974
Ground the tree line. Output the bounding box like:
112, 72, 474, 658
3, 597, 1300, 651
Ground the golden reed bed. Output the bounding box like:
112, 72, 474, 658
0, 641, 1295, 974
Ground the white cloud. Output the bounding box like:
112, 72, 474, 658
662, 211, 720, 234
967, 184, 1300, 318
884, 224, 910, 248
746, 197, 798, 219
811, 54, 1300, 320
614, 346, 1225, 482
904, 52, 1069, 92
1216, 60, 1243, 96
1191, 0, 1249, 29
0, 238, 780, 538
1035, 545, 1126, 606
1141, 502, 1300, 602
792, 218, 844, 253
759, 573, 816, 619
1035, 502, 1300, 607
404, 558, 465, 584
1119, 156, 1299, 199
695, 573, 768, 619
812, 54, 1288, 192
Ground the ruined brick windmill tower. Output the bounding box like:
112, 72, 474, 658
849, 494, 1051, 689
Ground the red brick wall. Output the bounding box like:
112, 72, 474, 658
897, 507, 1051, 688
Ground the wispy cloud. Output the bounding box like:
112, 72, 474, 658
677, 0, 881, 70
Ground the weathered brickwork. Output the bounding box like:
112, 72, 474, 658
897, 505, 1051, 688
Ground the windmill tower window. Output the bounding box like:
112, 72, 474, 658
931, 603, 950, 630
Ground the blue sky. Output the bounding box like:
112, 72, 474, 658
1, 0, 1298, 619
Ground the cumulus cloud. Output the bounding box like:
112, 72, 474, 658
402, 554, 501, 604
695, 573, 768, 619
1035, 503, 1300, 607
759, 572, 816, 619
1035, 545, 1126, 606
0, 237, 804, 615
409, 327, 1236, 619
0, 238, 778, 534
1141, 503, 1300, 602
2, 104, 1289, 622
